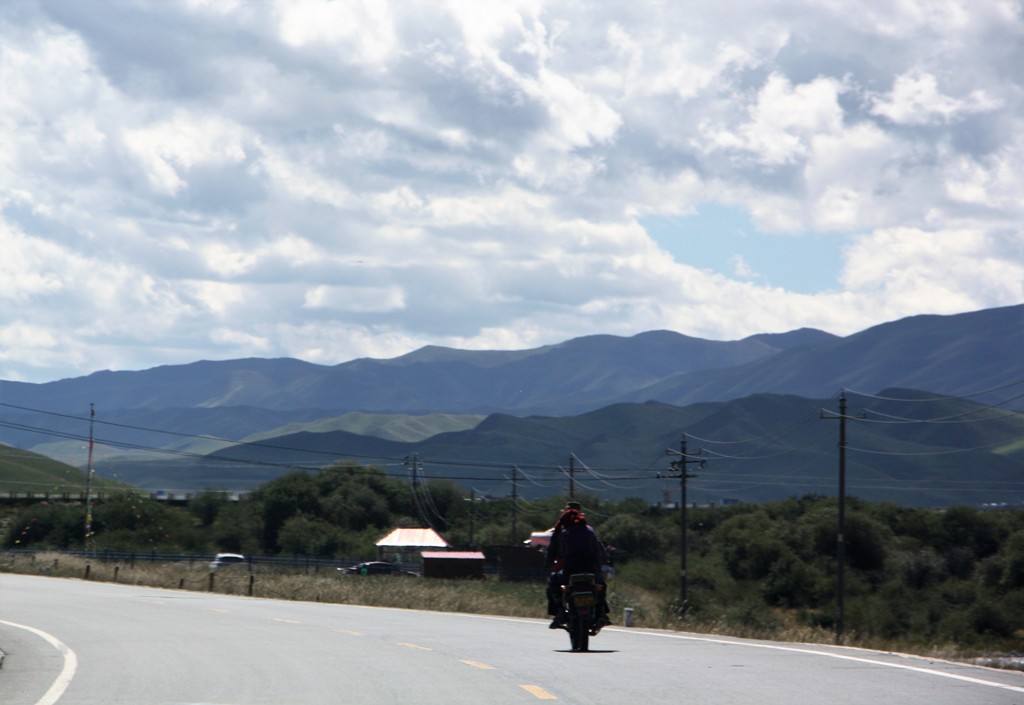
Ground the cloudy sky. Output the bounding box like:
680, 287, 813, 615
2, 0, 1022, 384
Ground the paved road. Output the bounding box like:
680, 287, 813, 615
2, 573, 1023, 705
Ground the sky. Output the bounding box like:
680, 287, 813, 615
1, 0, 1022, 384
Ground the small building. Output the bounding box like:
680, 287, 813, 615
421, 551, 486, 580
525, 530, 552, 549
376, 527, 450, 566
493, 545, 547, 581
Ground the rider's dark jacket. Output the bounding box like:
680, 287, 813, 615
545, 510, 605, 576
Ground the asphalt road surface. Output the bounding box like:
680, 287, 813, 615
2, 573, 1023, 705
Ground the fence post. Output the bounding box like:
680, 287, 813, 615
113, 566, 120, 583
84, 564, 91, 580
248, 574, 255, 596
208, 572, 215, 592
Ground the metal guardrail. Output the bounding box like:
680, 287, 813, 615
0, 548, 356, 572
0, 491, 250, 504
0, 548, 548, 581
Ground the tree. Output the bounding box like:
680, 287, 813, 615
598, 513, 667, 563
4, 503, 83, 549
189, 491, 228, 527
278, 514, 345, 557
255, 472, 321, 552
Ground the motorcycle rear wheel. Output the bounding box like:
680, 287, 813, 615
570, 621, 589, 652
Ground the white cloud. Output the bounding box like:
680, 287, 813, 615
303, 285, 406, 313
122, 112, 251, 196
700, 73, 846, 167
870, 71, 1000, 125
841, 227, 1024, 317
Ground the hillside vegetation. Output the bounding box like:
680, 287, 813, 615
0, 444, 126, 495
90, 390, 1024, 507
4, 462, 1023, 656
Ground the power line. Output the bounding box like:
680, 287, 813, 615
698, 427, 835, 461
685, 391, 842, 448
847, 439, 1018, 456
860, 402, 1024, 425
845, 378, 1024, 403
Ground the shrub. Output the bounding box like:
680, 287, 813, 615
761, 554, 829, 608
890, 547, 947, 589
939, 506, 1003, 559
723, 595, 780, 635
615, 558, 676, 592
1000, 530, 1024, 590
5, 504, 84, 549
598, 513, 667, 563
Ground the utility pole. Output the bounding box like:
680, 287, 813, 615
666, 433, 704, 620
820, 390, 864, 645
407, 453, 426, 528
84, 403, 96, 552
568, 454, 575, 501
468, 488, 476, 547
510, 466, 520, 545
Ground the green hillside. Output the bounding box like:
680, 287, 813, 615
90, 392, 1024, 508
0, 444, 128, 495
242, 411, 485, 443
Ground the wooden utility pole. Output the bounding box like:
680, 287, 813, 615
568, 454, 575, 501
510, 466, 520, 545
821, 391, 864, 645
666, 433, 703, 619
84, 403, 96, 551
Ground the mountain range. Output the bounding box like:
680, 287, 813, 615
0, 304, 1021, 507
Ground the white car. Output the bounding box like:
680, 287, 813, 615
209, 553, 247, 570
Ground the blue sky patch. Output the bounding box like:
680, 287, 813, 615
641, 205, 847, 294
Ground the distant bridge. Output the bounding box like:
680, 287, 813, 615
0, 490, 249, 506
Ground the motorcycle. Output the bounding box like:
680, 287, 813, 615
559, 572, 604, 652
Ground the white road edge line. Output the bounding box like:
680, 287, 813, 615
0, 619, 78, 705
630, 629, 1024, 694
447, 613, 1024, 694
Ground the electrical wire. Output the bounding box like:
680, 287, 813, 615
860, 400, 1024, 425
3, 379, 1023, 500
847, 439, 1017, 456
845, 378, 1024, 403
698, 427, 835, 460
684, 391, 842, 448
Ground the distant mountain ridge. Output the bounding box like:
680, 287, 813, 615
1, 303, 1020, 507
4, 305, 1018, 419
623, 305, 1023, 407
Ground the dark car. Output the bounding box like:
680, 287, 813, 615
339, 561, 417, 576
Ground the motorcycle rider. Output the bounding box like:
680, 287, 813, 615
545, 502, 611, 629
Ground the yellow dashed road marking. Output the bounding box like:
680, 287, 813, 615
460, 659, 495, 670
520, 684, 557, 699
334, 628, 364, 636
398, 642, 433, 651
272, 617, 301, 624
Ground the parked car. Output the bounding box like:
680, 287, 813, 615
209, 553, 247, 570
339, 561, 417, 576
